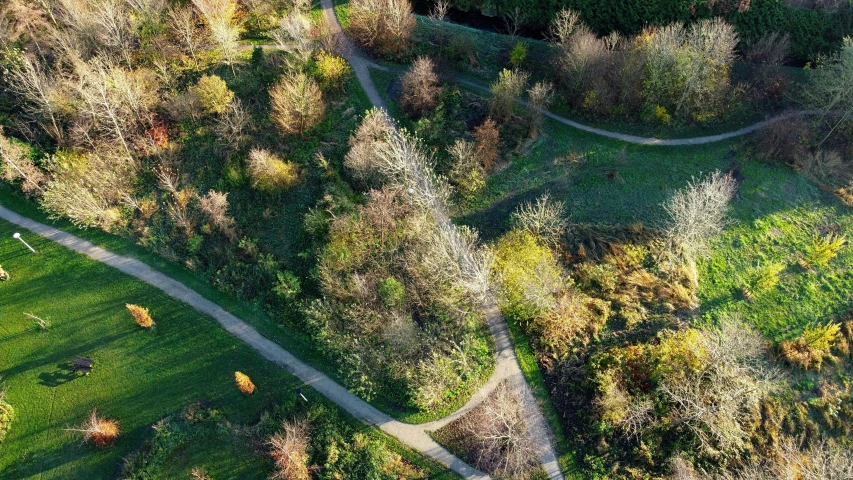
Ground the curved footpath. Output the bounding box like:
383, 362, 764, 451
318, 0, 565, 478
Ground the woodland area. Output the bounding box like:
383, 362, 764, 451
1, 0, 853, 478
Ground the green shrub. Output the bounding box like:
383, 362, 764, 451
741, 262, 784, 299
191, 75, 234, 115
802, 234, 846, 269
509, 41, 528, 68
378, 277, 405, 308
247, 148, 301, 192
314, 51, 352, 91
780, 323, 841, 371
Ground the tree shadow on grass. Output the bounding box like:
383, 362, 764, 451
38, 362, 83, 387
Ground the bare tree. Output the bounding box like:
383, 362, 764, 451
526, 80, 554, 139
555, 27, 607, 96
247, 148, 300, 191
744, 31, 791, 66
489, 69, 528, 124
501, 6, 527, 38
662, 171, 736, 287
0, 127, 47, 196
192, 0, 241, 73
805, 38, 853, 145
344, 108, 396, 186
271, 7, 315, 70
348, 0, 414, 57
215, 98, 249, 149
459, 382, 538, 478
448, 139, 484, 199
511, 192, 566, 245
3, 53, 64, 141
197, 189, 235, 237
428, 0, 448, 22
267, 419, 311, 480
168, 6, 209, 67
269, 72, 325, 136
400, 56, 442, 117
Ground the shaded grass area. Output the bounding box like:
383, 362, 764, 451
0, 216, 460, 479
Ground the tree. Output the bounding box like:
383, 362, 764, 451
126, 303, 154, 328
448, 139, 484, 199
348, 0, 414, 58
642, 19, 739, 120
3, 52, 64, 141
269, 72, 325, 136
344, 108, 396, 186
191, 0, 241, 73
215, 98, 248, 149
510, 192, 566, 246
400, 56, 441, 117
66, 409, 120, 447
805, 38, 853, 145
0, 128, 47, 196
271, 7, 314, 70
459, 382, 538, 478
198, 189, 235, 237
473, 118, 500, 172
234, 371, 255, 394
0, 381, 13, 444
662, 171, 736, 288
191, 74, 234, 115
526, 80, 554, 139
168, 6, 209, 68
267, 419, 311, 480
247, 148, 300, 192
489, 69, 528, 124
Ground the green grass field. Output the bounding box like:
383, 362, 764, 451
0, 215, 457, 479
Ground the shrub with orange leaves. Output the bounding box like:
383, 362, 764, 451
68, 409, 119, 447
235, 371, 256, 394
126, 304, 154, 328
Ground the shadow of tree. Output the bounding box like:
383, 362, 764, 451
38, 362, 82, 387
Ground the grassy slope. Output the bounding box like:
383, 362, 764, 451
0, 216, 295, 479
370, 65, 853, 476
0, 215, 460, 479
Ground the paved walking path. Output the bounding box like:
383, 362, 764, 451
0, 204, 488, 479
318, 1, 565, 479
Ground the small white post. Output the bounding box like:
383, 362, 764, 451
13, 233, 36, 253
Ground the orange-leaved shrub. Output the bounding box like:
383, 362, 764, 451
126, 304, 154, 328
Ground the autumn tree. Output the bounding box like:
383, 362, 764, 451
0, 128, 47, 196
400, 56, 441, 117
473, 118, 500, 172
192, 0, 241, 73
67, 409, 120, 447
269, 72, 325, 136
271, 5, 314, 70
168, 6, 209, 68
215, 98, 249, 149
0, 381, 13, 444
348, 0, 414, 58
489, 69, 528, 124
448, 139, 484, 199
510, 192, 567, 246
126, 303, 155, 328
235, 371, 255, 394
198, 190, 235, 237
267, 419, 311, 480
191, 74, 234, 115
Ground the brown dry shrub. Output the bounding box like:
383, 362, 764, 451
752, 118, 811, 165
533, 293, 610, 357
400, 56, 441, 117
267, 419, 311, 480
348, 0, 414, 58
69, 409, 120, 447
474, 118, 500, 172
126, 304, 154, 328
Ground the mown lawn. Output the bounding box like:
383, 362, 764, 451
0, 216, 458, 479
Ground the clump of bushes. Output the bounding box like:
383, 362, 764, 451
348, 0, 415, 58
779, 322, 843, 371
247, 148, 301, 192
